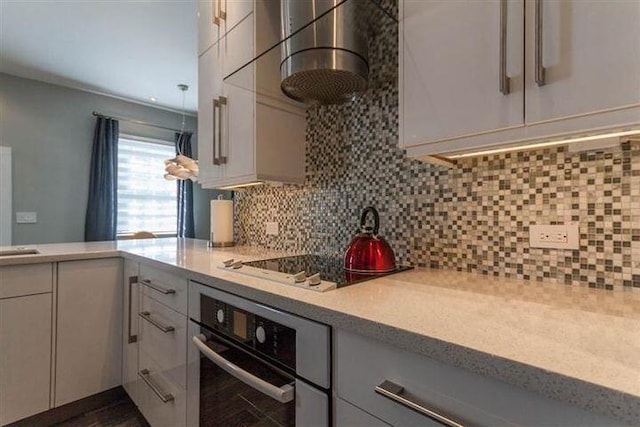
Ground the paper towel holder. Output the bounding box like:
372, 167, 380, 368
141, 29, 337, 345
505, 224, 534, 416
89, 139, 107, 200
208, 195, 235, 248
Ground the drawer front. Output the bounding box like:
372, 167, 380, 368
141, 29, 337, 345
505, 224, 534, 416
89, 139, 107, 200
138, 349, 186, 427
139, 295, 187, 389
335, 329, 622, 427
139, 264, 187, 315
335, 397, 390, 427
0, 263, 52, 299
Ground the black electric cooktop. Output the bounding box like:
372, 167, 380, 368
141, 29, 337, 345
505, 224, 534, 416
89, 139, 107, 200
243, 255, 413, 288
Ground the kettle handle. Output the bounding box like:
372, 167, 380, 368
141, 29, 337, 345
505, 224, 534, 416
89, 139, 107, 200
360, 206, 380, 235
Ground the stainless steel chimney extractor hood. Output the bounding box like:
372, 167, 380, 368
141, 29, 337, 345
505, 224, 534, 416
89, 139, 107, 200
280, 0, 369, 105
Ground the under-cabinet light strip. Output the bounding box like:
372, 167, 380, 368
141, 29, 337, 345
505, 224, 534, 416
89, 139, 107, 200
218, 181, 264, 190
447, 130, 640, 159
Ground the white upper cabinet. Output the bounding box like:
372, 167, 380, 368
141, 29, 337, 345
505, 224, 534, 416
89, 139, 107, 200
197, 0, 306, 189
401, 0, 640, 158
524, 0, 640, 124
198, 0, 253, 56
197, 42, 224, 184
401, 0, 524, 147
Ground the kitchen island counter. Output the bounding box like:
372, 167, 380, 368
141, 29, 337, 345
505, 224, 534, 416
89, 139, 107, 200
1, 238, 638, 424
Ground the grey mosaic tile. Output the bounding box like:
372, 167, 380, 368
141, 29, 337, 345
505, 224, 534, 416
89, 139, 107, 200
234, 0, 639, 291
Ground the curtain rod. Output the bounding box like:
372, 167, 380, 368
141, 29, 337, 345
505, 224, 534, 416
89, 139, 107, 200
92, 111, 193, 134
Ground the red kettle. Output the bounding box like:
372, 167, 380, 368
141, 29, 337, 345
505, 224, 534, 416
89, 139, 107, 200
344, 207, 397, 273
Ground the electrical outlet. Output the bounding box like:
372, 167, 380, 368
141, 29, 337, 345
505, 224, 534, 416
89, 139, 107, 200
16, 212, 37, 224
266, 222, 279, 236
529, 223, 579, 250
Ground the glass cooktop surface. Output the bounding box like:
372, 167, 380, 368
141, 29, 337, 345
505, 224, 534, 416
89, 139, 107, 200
243, 255, 412, 288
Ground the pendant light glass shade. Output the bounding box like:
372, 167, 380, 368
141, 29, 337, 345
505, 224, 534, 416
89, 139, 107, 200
164, 84, 198, 181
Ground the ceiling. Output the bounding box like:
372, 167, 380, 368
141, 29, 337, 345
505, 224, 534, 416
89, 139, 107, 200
0, 0, 198, 113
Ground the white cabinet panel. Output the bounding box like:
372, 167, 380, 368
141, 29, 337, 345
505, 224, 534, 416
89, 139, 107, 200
220, 0, 253, 36
221, 12, 255, 80
525, 0, 640, 124
55, 258, 123, 406
401, 0, 524, 148
222, 82, 256, 182
335, 397, 390, 427
0, 263, 52, 299
198, 42, 225, 186
0, 293, 51, 425
198, 0, 253, 56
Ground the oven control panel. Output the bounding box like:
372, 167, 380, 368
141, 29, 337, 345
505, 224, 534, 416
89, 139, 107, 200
200, 295, 296, 370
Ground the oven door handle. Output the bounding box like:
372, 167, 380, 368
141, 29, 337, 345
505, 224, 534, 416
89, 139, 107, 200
192, 334, 295, 403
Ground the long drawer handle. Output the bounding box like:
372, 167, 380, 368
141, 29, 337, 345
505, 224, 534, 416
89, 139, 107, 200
138, 369, 175, 403
127, 276, 138, 343
139, 279, 175, 295
139, 311, 175, 333
499, 0, 510, 95
534, 0, 546, 86
217, 96, 227, 165
375, 380, 466, 427
192, 334, 294, 403
213, 97, 220, 165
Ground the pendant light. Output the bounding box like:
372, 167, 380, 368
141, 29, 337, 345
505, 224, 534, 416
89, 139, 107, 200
164, 84, 199, 181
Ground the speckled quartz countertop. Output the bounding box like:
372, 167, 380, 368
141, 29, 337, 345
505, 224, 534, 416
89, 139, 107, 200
1, 238, 639, 424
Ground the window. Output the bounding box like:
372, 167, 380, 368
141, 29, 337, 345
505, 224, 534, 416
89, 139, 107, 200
117, 137, 177, 236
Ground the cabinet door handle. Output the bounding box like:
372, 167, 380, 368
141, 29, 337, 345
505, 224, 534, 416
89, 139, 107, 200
213, 0, 226, 25
138, 369, 175, 403
139, 279, 175, 295
218, 0, 227, 22
127, 276, 138, 343
139, 311, 175, 333
212, 0, 226, 25
217, 96, 227, 165
213, 97, 220, 165
534, 0, 546, 86
375, 380, 466, 427
499, 0, 510, 95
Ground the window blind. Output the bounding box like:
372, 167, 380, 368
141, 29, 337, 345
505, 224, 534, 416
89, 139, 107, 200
117, 137, 177, 235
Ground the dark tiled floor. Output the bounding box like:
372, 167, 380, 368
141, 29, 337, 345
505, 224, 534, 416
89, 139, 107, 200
55, 397, 149, 427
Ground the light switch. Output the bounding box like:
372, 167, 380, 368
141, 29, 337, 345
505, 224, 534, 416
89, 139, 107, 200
16, 212, 37, 224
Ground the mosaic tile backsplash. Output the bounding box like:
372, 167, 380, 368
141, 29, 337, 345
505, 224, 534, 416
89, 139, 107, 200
235, 1, 640, 291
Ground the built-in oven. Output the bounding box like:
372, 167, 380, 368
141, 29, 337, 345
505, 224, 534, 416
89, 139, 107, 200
187, 281, 331, 427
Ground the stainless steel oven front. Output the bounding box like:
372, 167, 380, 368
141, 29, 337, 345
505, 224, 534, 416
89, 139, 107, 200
187, 281, 331, 427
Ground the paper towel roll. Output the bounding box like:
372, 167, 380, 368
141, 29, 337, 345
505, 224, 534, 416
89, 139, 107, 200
210, 198, 234, 246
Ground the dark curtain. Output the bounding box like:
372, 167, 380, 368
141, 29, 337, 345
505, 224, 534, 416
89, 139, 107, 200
85, 117, 119, 241
176, 132, 195, 238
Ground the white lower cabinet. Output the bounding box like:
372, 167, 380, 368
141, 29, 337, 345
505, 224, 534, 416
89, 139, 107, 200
132, 263, 188, 427
335, 329, 624, 427
55, 258, 123, 406
0, 263, 53, 425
